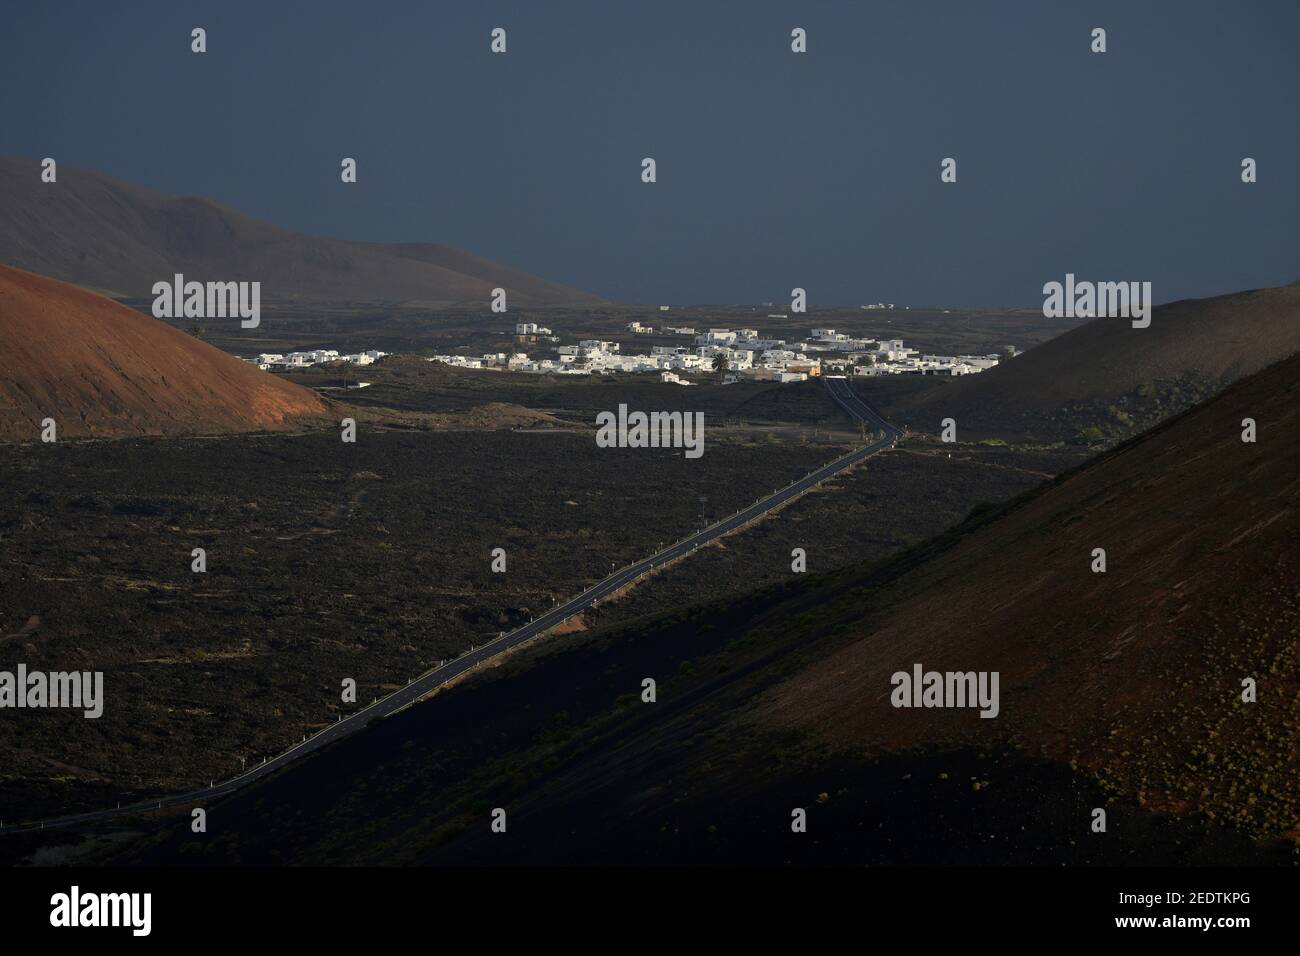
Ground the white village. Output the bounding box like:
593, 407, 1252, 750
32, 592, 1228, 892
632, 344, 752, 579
425, 323, 1012, 383
244, 322, 1012, 387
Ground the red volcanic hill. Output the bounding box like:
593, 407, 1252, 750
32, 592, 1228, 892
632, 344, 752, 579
0, 265, 330, 440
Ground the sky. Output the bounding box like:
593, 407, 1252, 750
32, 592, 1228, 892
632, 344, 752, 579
2, 0, 1296, 306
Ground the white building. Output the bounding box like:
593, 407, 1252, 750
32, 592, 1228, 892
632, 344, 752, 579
695, 329, 738, 347
740, 368, 807, 383
660, 371, 694, 385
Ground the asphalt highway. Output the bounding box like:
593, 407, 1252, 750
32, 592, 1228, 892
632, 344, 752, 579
1, 377, 900, 834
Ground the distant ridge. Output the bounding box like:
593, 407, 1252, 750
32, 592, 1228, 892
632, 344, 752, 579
876, 284, 1300, 441
0, 264, 330, 440
0, 156, 604, 308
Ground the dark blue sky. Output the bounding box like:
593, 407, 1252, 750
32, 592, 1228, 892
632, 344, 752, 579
2, 0, 1296, 306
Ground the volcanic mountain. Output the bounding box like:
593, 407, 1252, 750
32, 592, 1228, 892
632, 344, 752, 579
0, 264, 330, 440
108, 351, 1298, 865
0, 156, 603, 307
757, 351, 1298, 837
873, 283, 1300, 442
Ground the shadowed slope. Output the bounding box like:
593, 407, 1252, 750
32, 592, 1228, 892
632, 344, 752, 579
762, 351, 1299, 837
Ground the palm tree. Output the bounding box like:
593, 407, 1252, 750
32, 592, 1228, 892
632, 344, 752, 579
712, 353, 729, 382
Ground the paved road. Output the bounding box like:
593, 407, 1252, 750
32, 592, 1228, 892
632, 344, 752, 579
1, 378, 899, 835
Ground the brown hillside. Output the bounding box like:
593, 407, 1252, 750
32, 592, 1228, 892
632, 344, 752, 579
878, 284, 1300, 441
761, 351, 1299, 837
0, 156, 603, 307
0, 265, 330, 440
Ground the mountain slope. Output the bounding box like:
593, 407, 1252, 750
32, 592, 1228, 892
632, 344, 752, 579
0, 156, 603, 307
0, 265, 330, 439
759, 351, 1298, 838
874, 284, 1300, 442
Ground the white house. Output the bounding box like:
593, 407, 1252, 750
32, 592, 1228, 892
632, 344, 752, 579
695, 329, 738, 347
660, 371, 694, 385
